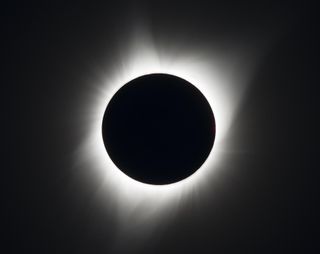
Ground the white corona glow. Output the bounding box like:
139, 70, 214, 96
75, 26, 253, 237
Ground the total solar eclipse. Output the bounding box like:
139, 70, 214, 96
102, 74, 215, 185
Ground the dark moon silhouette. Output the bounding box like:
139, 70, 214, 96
102, 73, 215, 185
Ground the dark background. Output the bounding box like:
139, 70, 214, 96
5, 0, 319, 253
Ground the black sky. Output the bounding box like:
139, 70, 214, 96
5, 1, 319, 253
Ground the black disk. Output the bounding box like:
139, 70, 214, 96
102, 73, 215, 185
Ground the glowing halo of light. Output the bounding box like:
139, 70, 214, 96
74, 26, 252, 237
